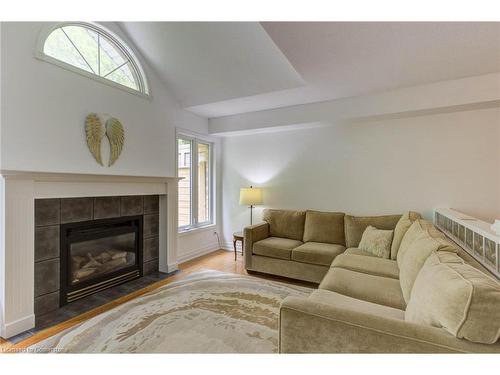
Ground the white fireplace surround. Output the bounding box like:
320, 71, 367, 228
0, 170, 180, 338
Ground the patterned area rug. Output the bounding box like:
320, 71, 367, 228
30, 270, 312, 353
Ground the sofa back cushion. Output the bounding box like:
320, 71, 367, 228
406, 251, 500, 344
397, 219, 434, 259
390, 211, 421, 260
262, 209, 306, 241
303, 210, 345, 245
344, 214, 401, 248
397, 220, 458, 302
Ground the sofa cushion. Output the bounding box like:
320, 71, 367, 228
397, 220, 458, 303
253, 237, 303, 260
309, 289, 405, 320
397, 219, 435, 260
391, 211, 421, 260
331, 254, 399, 279
302, 210, 345, 245
406, 252, 500, 344
344, 214, 401, 248
319, 267, 406, 310
263, 209, 306, 241
358, 226, 394, 258
292, 242, 345, 266
344, 247, 377, 257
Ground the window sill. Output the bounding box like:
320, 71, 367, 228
178, 224, 216, 237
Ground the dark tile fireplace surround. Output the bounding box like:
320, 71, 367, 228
30, 194, 167, 336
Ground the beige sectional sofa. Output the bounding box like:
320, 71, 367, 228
243, 209, 500, 353
244, 209, 401, 283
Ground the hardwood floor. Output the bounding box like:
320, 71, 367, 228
0, 249, 312, 352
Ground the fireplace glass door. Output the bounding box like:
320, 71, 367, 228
70, 232, 137, 285
60, 216, 143, 304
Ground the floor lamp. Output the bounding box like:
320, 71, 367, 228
239, 186, 263, 225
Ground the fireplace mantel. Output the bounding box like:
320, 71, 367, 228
0, 170, 181, 338
0, 169, 180, 185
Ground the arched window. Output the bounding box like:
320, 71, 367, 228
39, 22, 149, 95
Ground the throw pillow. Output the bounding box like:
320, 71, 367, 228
358, 226, 394, 259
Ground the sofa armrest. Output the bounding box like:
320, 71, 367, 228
279, 296, 500, 353
244, 222, 269, 269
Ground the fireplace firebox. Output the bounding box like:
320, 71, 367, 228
60, 216, 143, 305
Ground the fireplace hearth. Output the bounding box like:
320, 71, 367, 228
60, 216, 143, 304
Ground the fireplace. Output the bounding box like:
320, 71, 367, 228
60, 216, 143, 305
0, 171, 178, 339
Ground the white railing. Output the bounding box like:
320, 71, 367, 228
434, 208, 499, 279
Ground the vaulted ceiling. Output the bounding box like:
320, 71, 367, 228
120, 22, 500, 118
119, 22, 303, 109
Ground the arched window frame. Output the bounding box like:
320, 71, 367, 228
36, 22, 150, 98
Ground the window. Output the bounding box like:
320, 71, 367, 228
38, 22, 149, 95
177, 135, 214, 230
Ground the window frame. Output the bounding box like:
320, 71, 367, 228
176, 130, 215, 233
36, 22, 151, 98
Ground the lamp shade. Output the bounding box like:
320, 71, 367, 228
239, 187, 263, 206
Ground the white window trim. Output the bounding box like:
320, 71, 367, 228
176, 128, 216, 234
35, 22, 152, 99
178, 224, 217, 238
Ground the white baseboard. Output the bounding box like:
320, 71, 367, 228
177, 243, 221, 264
1, 314, 35, 339
221, 241, 234, 251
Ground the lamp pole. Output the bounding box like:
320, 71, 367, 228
249, 185, 253, 225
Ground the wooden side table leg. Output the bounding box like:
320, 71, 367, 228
233, 239, 237, 261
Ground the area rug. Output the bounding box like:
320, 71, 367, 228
29, 270, 312, 353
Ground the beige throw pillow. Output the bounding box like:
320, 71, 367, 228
344, 214, 401, 248
406, 251, 500, 344
358, 226, 394, 259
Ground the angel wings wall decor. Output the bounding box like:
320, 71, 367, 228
85, 113, 125, 167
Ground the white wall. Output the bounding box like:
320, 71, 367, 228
221, 107, 500, 244
0, 22, 222, 263
0, 22, 208, 176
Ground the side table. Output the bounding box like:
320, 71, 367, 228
233, 231, 244, 261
